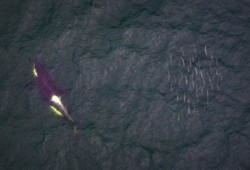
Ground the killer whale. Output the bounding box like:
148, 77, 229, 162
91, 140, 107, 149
32, 61, 75, 125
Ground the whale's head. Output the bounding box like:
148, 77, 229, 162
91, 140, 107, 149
32, 61, 45, 78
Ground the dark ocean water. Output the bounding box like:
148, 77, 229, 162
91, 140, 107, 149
0, 0, 250, 170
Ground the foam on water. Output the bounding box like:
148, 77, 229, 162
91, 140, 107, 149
164, 44, 223, 117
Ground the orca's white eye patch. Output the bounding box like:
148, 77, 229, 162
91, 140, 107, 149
33, 64, 38, 77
